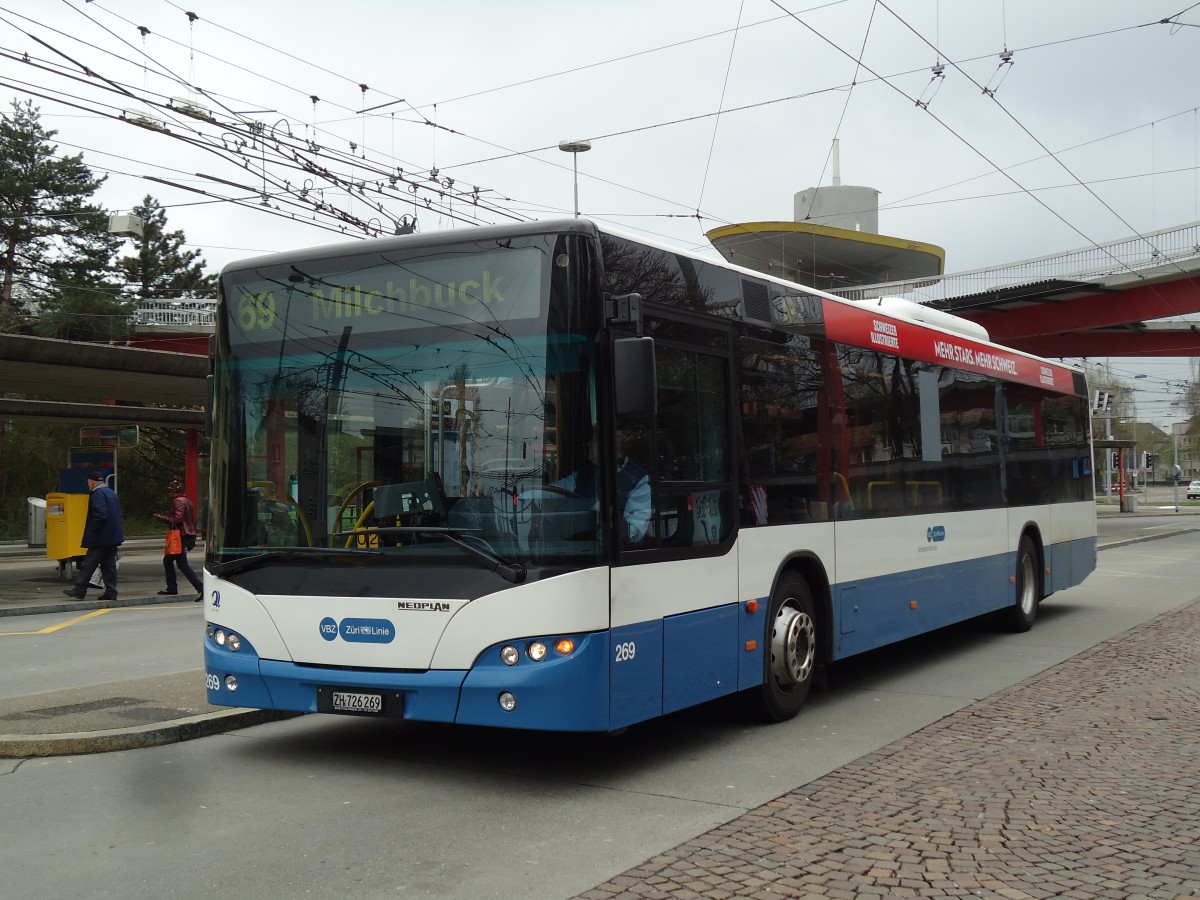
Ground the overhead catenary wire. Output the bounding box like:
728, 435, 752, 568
1, 0, 1196, 289
112, 0, 1180, 252
22, 4, 501, 232
695, 0, 745, 217
765, 0, 1200, 306
877, 0, 1194, 281
0, 29, 524, 235
798, 0, 878, 223
2, 0, 1190, 343
427, 14, 1180, 240
0, 1, 1164, 247
882, 106, 1200, 214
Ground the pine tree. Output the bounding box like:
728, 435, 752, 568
119, 194, 217, 301
0, 99, 120, 335
35, 201, 128, 342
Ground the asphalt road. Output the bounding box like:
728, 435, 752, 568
0, 603, 201, 699
1, 527, 1197, 900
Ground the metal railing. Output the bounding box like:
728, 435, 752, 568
131, 298, 217, 328
832, 222, 1200, 305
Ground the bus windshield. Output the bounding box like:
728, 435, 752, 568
209, 232, 602, 572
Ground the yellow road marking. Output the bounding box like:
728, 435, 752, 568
0, 608, 111, 635
0, 605, 194, 636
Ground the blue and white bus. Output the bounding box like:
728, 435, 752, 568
204, 219, 1096, 730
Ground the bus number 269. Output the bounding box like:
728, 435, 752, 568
614, 641, 636, 663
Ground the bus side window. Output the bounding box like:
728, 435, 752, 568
648, 341, 733, 547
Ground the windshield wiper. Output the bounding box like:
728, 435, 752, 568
334, 526, 527, 584
211, 546, 381, 577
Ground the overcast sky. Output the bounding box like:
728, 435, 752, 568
1, 0, 1198, 424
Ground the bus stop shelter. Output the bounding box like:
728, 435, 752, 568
0, 333, 207, 504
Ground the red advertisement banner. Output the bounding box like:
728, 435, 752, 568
821, 299, 1077, 392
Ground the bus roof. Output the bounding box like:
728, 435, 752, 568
218, 218, 595, 276
219, 217, 1085, 391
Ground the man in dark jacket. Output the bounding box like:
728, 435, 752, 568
64, 470, 124, 601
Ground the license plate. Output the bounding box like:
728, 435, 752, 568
317, 688, 385, 715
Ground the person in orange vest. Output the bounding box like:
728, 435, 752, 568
154, 477, 203, 601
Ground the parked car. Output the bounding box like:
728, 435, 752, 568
1188, 480, 1200, 500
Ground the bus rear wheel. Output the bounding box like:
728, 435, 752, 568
1000, 534, 1040, 633
748, 574, 818, 722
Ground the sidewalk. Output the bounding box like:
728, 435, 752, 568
0, 512, 1197, 759
578, 592, 1200, 899
0, 537, 195, 618
578, 511, 1200, 898
0, 538, 291, 756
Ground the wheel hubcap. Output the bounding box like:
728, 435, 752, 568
770, 602, 816, 688
1018, 554, 1037, 616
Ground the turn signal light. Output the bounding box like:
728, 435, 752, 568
555, 638, 574, 655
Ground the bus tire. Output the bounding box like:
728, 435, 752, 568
748, 573, 818, 722
1002, 534, 1040, 633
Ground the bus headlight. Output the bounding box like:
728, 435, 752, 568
498, 692, 517, 711
500, 645, 519, 666
226, 632, 241, 652
527, 641, 547, 661
224, 675, 239, 692
214, 628, 227, 646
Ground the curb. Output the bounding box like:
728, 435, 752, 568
0, 708, 299, 758
1097, 526, 1200, 551
0, 592, 193, 618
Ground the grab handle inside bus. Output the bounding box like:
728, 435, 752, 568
614, 336, 656, 416
205, 334, 215, 437
204, 374, 213, 437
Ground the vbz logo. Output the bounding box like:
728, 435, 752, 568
927, 525, 946, 543
319, 616, 339, 641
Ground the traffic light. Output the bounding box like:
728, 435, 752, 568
1110, 451, 1119, 470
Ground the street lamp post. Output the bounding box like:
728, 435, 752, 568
1105, 390, 1113, 502
1173, 424, 1181, 512
558, 139, 591, 217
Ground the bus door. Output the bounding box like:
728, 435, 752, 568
608, 307, 740, 722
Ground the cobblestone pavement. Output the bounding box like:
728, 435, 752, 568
576, 599, 1200, 900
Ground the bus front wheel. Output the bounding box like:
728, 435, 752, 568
1001, 534, 1041, 633
748, 574, 818, 722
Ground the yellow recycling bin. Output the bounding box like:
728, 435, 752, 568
46, 492, 88, 563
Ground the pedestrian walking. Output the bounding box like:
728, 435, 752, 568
154, 477, 203, 600
63, 470, 124, 601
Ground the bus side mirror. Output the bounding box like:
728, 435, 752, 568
614, 337, 656, 416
